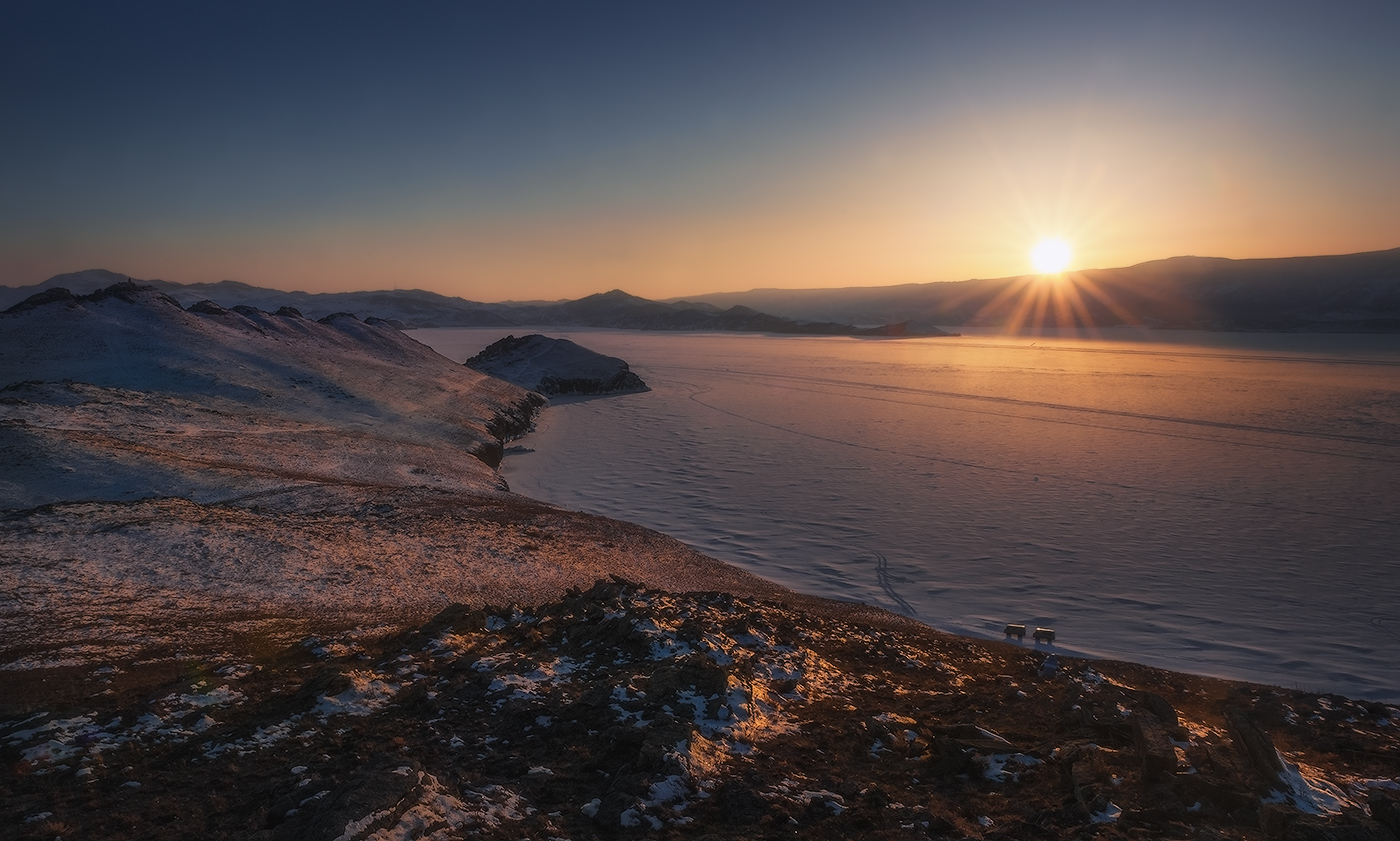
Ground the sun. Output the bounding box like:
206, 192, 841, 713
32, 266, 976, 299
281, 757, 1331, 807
1030, 238, 1072, 274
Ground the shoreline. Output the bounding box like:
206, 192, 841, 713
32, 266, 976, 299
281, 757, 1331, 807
504, 404, 1388, 706
455, 326, 1399, 705
3, 296, 1398, 837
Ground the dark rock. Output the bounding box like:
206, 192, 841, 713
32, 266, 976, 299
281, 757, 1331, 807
474, 392, 548, 467
1133, 711, 1178, 781
1369, 793, 1400, 838
85, 280, 182, 309
1176, 772, 1255, 814
1225, 706, 1286, 789
649, 653, 730, 700
1071, 752, 1109, 817
5, 286, 79, 313
922, 735, 974, 776
188, 299, 230, 315
716, 778, 771, 825
278, 760, 424, 841
1260, 801, 1302, 837
1141, 692, 1181, 728
275, 306, 304, 318
5, 281, 184, 314
1285, 814, 1398, 841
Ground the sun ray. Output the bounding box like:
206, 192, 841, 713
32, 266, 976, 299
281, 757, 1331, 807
1054, 275, 1104, 336
1071, 274, 1143, 327
968, 275, 1036, 328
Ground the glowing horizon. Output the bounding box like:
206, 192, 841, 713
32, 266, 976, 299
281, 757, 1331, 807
4, 3, 1398, 301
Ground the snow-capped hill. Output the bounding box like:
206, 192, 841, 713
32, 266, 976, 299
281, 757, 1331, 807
465, 334, 649, 396
0, 282, 543, 508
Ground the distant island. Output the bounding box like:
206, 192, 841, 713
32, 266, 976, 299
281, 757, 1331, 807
465, 333, 650, 396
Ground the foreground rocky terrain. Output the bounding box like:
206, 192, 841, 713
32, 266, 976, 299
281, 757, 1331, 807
5, 579, 1399, 840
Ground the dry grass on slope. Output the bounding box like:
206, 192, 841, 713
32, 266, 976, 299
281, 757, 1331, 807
0, 485, 794, 712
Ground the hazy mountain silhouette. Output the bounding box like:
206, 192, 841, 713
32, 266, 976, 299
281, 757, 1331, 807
9, 246, 1396, 333
2, 278, 951, 336
667, 247, 1400, 332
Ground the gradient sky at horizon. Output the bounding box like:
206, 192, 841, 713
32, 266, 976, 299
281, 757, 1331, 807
5, 1, 1399, 300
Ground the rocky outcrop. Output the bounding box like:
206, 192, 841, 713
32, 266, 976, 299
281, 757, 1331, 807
465, 334, 649, 396
475, 391, 550, 467
3, 286, 79, 313
7, 578, 1398, 840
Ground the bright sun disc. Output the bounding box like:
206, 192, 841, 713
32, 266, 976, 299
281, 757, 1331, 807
1031, 238, 1072, 274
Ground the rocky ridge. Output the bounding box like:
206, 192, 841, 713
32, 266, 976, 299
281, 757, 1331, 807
4, 579, 1399, 840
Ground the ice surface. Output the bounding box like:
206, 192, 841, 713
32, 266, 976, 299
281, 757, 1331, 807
415, 328, 1400, 702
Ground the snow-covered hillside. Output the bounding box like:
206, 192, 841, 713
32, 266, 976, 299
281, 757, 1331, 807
0, 282, 783, 677
0, 282, 537, 507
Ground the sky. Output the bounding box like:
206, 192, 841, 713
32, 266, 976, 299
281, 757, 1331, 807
4, 1, 1399, 301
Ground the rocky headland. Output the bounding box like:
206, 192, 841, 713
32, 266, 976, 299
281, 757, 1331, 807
1, 283, 1396, 840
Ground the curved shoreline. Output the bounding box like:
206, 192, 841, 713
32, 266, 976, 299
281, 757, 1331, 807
475, 329, 1400, 705
4, 314, 1398, 839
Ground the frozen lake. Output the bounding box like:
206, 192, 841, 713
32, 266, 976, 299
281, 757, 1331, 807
413, 327, 1400, 702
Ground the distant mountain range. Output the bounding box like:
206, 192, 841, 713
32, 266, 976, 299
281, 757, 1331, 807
5, 246, 1399, 333
668, 247, 1400, 332
0, 270, 519, 328
0, 270, 950, 337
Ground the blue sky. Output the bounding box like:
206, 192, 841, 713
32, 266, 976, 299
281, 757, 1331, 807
4, 1, 1399, 299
